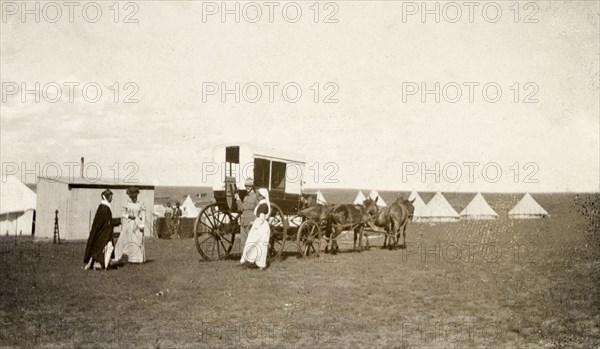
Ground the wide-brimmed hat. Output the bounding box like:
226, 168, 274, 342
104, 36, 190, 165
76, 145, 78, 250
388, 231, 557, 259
126, 186, 140, 196
244, 177, 254, 186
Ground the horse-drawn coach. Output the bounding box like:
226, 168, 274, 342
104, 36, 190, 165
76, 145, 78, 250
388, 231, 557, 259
193, 143, 415, 262
194, 143, 307, 261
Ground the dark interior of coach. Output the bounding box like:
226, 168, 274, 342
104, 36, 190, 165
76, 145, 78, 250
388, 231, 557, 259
213, 146, 301, 214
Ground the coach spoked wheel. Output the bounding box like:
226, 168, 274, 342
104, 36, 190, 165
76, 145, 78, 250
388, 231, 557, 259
194, 203, 238, 261
297, 220, 321, 258
268, 203, 288, 261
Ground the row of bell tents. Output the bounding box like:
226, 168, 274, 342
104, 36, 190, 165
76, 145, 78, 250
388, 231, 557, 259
0, 177, 550, 236
315, 189, 549, 222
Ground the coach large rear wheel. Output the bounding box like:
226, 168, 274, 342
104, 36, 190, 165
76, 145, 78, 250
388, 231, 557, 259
268, 203, 288, 261
194, 203, 237, 261
297, 220, 321, 258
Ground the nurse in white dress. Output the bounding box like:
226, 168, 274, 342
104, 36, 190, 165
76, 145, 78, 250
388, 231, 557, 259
240, 188, 271, 270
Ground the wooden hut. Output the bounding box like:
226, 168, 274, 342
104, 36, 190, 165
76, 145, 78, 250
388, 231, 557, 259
36, 177, 154, 240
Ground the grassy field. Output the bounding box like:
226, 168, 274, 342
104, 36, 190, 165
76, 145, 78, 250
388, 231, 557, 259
1, 193, 599, 348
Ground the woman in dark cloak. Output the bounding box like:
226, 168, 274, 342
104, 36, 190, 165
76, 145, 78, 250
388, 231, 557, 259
83, 189, 121, 270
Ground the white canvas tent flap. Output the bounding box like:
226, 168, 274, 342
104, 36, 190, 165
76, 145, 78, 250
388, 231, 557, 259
0, 176, 36, 236
182, 195, 199, 218
422, 192, 459, 222
353, 191, 367, 205
460, 193, 498, 219
408, 191, 427, 221
316, 190, 327, 205
368, 189, 387, 207
0, 210, 34, 237
1, 176, 36, 214
153, 204, 166, 217
509, 193, 548, 218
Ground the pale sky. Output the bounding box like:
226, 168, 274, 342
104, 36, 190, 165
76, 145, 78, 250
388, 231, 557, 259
1, 1, 598, 192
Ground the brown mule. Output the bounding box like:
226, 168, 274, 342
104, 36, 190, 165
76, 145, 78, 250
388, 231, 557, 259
376, 196, 415, 249
325, 198, 379, 254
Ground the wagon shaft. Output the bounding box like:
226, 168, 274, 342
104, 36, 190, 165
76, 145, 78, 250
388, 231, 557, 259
332, 221, 361, 230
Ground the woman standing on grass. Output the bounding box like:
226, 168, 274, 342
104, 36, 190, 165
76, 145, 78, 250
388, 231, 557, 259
115, 186, 146, 263
240, 188, 271, 270
84, 189, 121, 270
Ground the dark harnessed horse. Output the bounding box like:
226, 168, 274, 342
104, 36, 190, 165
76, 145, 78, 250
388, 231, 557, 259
325, 198, 380, 253
373, 197, 415, 249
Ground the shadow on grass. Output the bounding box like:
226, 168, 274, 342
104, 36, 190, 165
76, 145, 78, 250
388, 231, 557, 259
109, 258, 156, 269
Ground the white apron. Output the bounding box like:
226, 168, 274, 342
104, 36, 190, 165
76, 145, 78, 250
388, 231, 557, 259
240, 215, 270, 268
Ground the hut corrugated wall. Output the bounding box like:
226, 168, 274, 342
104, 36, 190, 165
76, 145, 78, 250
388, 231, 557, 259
36, 178, 154, 240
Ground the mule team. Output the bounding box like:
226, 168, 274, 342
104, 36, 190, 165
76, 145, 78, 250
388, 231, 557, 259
300, 195, 416, 254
